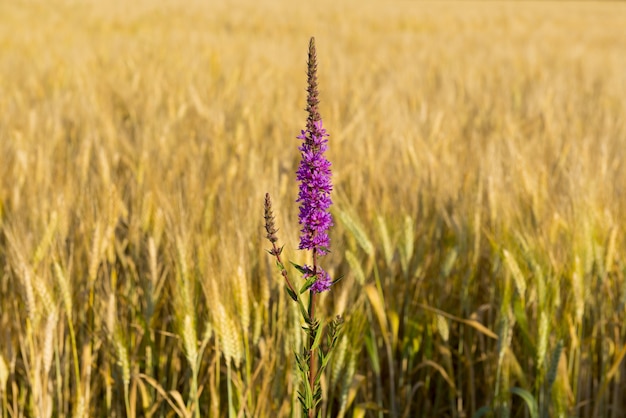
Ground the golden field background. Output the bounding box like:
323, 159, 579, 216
1, 0, 626, 417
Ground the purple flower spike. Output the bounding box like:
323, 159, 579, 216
296, 37, 334, 292
296, 119, 333, 255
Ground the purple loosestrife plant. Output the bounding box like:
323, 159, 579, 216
264, 37, 343, 418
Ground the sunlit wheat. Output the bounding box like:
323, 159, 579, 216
1, 1, 625, 416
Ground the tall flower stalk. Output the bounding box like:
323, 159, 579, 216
264, 37, 342, 418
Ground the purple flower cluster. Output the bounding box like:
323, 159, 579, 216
296, 119, 333, 256
302, 265, 332, 294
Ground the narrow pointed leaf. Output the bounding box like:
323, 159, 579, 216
510, 387, 539, 418
290, 261, 308, 274
285, 285, 298, 302
300, 274, 318, 294
311, 325, 324, 351
331, 274, 344, 285
472, 406, 492, 418
298, 300, 310, 322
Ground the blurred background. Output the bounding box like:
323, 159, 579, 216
1, 0, 626, 417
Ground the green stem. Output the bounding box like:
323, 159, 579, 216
66, 316, 82, 403
227, 359, 234, 418
243, 332, 253, 413
190, 356, 199, 418
308, 249, 318, 418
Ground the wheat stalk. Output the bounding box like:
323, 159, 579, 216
234, 265, 250, 338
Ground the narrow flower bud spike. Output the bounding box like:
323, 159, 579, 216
306, 37, 321, 129
264, 193, 279, 244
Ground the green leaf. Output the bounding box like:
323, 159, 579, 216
285, 285, 298, 302
275, 259, 285, 271
297, 300, 310, 322
289, 261, 308, 274
472, 406, 492, 418
302, 373, 314, 409
311, 325, 324, 351
510, 387, 539, 418
364, 331, 380, 376
320, 349, 334, 370
300, 274, 317, 294
331, 274, 344, 285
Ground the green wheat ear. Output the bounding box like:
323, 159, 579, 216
547, 340, 563, 390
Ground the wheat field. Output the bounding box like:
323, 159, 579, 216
1, 0, 626, 417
